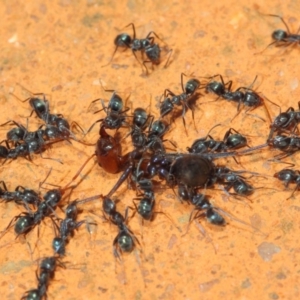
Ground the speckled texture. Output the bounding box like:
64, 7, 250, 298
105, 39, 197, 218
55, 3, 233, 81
0, 1, 300, 299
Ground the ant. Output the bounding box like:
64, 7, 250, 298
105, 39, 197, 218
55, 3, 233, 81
268, 101, 300, 140
257, 14, 300, 54
87, 90, 130, 133
0, 135, 63, 165
1, 120, 44, 145
146, 119, 170, 154
188, 191, 226, 226
205, 74, 275, 122
130, 107, 153, 149
159, 73, 201, 134
21, 256, 63, 300
102, 197, 140, 260
2, 160, 90, 238
52, 200, 85, 256
274, 168, 300, 199
0, 181, 40, 208
187, 124, 248, 154
12, 84, 82, 141
267, 133, 300, 160
102, 23, 171, 74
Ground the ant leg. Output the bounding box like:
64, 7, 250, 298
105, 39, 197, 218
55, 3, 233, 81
38, 150, 63, 165
113, 233, 122, 262
180, 104, 188, 136
142, 60, 151, 75
87, 97, 105, 113
70, 121, 85, 134
101, 45, 122, 68
267, 14, 291, 35
164, 48, 173, 68
106, 164, 133, 198
180, 73, 188, 92
85, 119, 103, 135
124, 23, 136, 39
146, 31, 165, 44
163, 89, 176, 98
268, 151, 294, 162
0, 180, 8, 191
254, 40, 280, 55
244, 107, 266, 122
131, 49, 143, 67
63, 154, 96, 190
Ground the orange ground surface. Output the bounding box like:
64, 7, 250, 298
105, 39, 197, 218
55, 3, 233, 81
0, 1, 300, 299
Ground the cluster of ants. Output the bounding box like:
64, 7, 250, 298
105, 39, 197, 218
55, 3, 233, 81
1, 13, 300, 300
0, 85, 84, 165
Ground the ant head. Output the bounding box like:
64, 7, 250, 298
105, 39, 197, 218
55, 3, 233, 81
133, 107, 148, 128
233, 178, 254, 196
274, 169, 296, 182
102, 197, 116, 215
149, 120, 168, 137
7, 127, 26, 142
273, 112, 290, 128
226, 134, 247, 149
108, 93, 123, 112
272, 29, 288, 41
206, 81, 225, 96
185, 79, 200, 94
137, 197, 154, 220
40, 256, 56, 272
117, 231, 134, 253
52, 237, 66, 256
29, 98, 49, 120
114, 33, 131, 48
43, 189, 62, 206
14, 215, 33, 235
268, 135, 290, 150
206, 208, 225, 226
66, 201, 78, 219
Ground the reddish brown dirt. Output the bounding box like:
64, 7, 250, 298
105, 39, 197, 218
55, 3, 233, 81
0, 1, 300, 299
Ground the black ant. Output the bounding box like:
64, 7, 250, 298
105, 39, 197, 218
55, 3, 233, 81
267, 133, 300, 160
274, 168, 300, 199
188, 191, 226, 226
0, 136, 62, 165
102, 23, 171, 74
159, 73, 201, 133
21, 256, 63, 300
257, 14, 300, 54
1, 120, 44, 145
146, 119, 170, 154
11, 84, 50, 122
1, 160, 90, 238
205, 74, 275, 122
268, 101, 300, 140
130, 107, 153, 149
101, 197, 140, 260
52, 200, 85, 256
0, 181, 40, 208
187, 124, 248, 154
12, 84, 82, 141
87, 90, 130, 132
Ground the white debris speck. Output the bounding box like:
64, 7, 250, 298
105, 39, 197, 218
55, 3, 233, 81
290, 78, 299, 91
257, 242, 281, 262
8, 33, 19, 46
